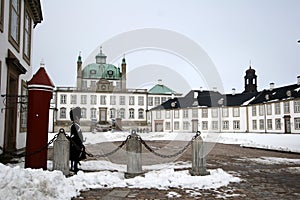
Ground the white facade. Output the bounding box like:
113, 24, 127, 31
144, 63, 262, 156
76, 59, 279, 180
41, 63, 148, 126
53, 88, 175, 132
150, 89, 300, 134
0, 0, 43, 152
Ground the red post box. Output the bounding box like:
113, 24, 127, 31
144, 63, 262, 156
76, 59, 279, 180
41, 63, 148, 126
25, 67, 54, 169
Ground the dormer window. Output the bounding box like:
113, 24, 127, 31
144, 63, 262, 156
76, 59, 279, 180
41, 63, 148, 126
286, 90, 292, 97
90, 70, 96, 74
265, 94, 269, 100
108, 70, 113, 76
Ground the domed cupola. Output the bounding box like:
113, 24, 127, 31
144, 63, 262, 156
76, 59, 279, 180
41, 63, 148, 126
243, 65, 258, 93
95, 46, 107, 64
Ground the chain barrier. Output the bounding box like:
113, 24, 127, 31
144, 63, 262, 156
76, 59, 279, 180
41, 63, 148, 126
0, 132, 60, 158
88, 135, 131, 158
139, 132, 200, 158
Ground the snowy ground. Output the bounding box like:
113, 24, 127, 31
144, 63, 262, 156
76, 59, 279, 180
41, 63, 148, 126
1, 131, 300, 200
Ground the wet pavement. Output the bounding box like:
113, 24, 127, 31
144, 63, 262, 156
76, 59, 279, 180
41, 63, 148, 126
69, 141, 300, 200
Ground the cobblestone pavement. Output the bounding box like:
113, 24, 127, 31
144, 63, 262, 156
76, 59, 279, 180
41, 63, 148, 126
71, 141, 300, 200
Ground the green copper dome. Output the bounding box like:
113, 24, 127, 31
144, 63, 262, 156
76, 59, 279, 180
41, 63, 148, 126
82, 63, 122, 80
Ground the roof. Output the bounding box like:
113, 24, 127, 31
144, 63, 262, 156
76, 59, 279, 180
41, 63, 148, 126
148, 84, 176, 94
150, 89, 258, 110
82, 63, 121, 80
27, 0, 43, 26
28, 67, 54, 87
249, 84, 300, 104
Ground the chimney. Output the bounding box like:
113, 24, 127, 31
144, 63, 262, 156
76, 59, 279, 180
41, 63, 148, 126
200, 86, 203, 92
213, 87, 217, 92
194, 91, 198, 98
298, 76, 300, 85
270, 82, 274, 91
157, 79, 163, 85
232, 88, 236, 95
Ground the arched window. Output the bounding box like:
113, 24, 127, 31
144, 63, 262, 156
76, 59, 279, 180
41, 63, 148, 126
60, 107, 66, 119
110, 108, 116, 118
138, 109, 144, 119
119, 108, 125, 119
129, 108, 134, 119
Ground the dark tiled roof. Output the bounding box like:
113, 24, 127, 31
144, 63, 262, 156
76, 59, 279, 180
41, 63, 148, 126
151, 90, 257, 110
250, 84, 300, 104
151, 83, 300, 111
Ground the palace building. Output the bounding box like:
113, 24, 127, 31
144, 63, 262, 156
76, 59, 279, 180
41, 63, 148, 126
52, 48, 180, 132
149, 67, 300, 134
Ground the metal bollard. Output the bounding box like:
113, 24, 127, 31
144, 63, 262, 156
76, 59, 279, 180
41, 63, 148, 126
189, 132, 210, 176
53, 128, 70, 176
125, 130, 143, 178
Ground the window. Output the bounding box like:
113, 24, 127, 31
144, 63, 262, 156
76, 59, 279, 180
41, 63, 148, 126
275, 103, 281, 115
120, 108, 125, 119
183, 121, 189, 130
90, 108, 97, 119
222, 108, 229, 117
60, 94, 67, 104
81, 95, 87, 104
129, 108, 134, 119
161, 97, 167, 103
110, 95, 116, 105
81, 108, 87, 119
212, 121, 218, 130
138, 96, 144, 106
174, 110, 179, 118
138, 109, 144, 119
252, 106, 257, 116
156, 110, 161, 119
259, 119, 264, 130
202, 108, 208, 118
110, 108, 116, 118
183, 109, 188, 118
90, 81, 96, 89
266, 104, 272, 115
202, 121, 208, 130
233, 107, 240, 117
212, 108, 218, 118
0, 0, 4, 32
174, 121, 179, 130
259, 105, 264, 116
9, 0, 21, 49
129, 96, 135, 105
284, 102, 290, 114
20, 81, 27, 132
71, 95, 77, 104
100, 95, 106, 105
267, 119, 272, 130
119, 96, 125, 105
0, 61, 1, 93
23, 6, 32, 64
165, 110, 170, 119
294, 118, 300, 130
148, 97, 153, 106
82, 81, 87, 89
91, 95, 97, 105
60, 108, 66, 119
154, 97, 160, 106
222, 120, 229, 130
275, 118, 281, 130
233, 120, 240, 130
252, 120, 257, 130
192, 109, 198, 118
165, 122, 170, 130
294, 100, 300, 113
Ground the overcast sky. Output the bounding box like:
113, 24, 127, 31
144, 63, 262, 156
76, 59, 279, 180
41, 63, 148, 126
33, 0, 300, 95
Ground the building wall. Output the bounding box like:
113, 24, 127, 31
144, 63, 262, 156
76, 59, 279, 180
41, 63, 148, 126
0, 0, 41, 151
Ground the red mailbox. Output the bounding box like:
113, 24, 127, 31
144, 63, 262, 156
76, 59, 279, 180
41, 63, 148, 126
25, 67, 54, 169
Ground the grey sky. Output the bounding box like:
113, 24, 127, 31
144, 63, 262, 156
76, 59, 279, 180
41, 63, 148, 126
33, 0, 300, 95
